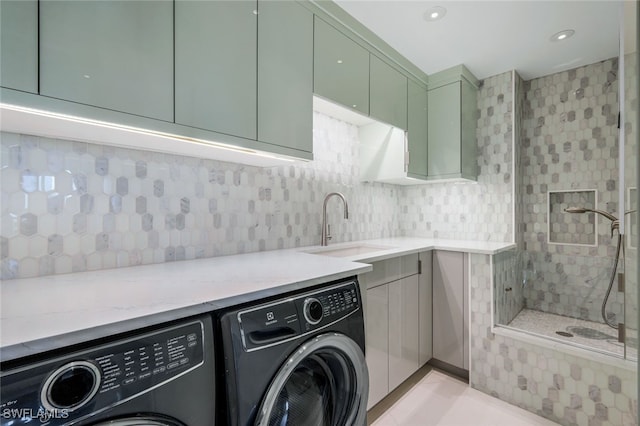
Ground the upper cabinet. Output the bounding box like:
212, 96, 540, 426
175, 0, 257, 139
176, 0, 313, 157
257, 0, 313, 154
357, 77, 428, 185
427, 65, 479, 181
39, 0, 174, 122
1, 0, 38, 93
407, 79, 429, 180
313, 17, 370, 116
5, 0, 478, 172
369, 55, 407, 130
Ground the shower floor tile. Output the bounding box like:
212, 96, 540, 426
507, 309, 624, 357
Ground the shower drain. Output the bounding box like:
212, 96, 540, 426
555, 331, 574, 338
566, 326, 615, 340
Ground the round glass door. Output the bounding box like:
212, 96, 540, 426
255, 333, 368, 426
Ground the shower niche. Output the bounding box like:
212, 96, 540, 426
547, 189, 597, 246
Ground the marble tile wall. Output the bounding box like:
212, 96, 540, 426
548, 190, 597, 245
399, 71, 514, 243
471, 253, 638, 426
520, 58, 624, 324
515, 70, 526, 251
0, 112, 402, 279
493, 249, 524, 325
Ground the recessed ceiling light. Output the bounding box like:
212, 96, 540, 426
550, 29, 575, 42
424, 6, 446, 22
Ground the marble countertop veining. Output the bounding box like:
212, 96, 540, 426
0, 237, 514, 362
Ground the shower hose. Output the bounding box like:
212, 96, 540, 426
602, 233, 623, 329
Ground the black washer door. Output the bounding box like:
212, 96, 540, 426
255, 333, 368, 426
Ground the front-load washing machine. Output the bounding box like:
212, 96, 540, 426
0, 315, 215, 426
216, 277, 368, 426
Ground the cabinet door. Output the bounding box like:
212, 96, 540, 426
313, 17, 369, 115
388, 275, 419, 391
370, 55, 407, 130
461, 79, 478, 179
418, 251, 433, 365
1, 0, 37, 93
428, 82, 462, 178
407, 80, 428, 179
175, 0, 257, 139
258, 1, 312, 153
40, 0, 173, 122
366, 284, 388, 409
432, 250, 465, 369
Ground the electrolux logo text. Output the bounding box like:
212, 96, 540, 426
1, 408, 70, 423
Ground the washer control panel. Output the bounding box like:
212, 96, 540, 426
238, 279, 360, 351
0, 320, 204, 426
305, 285, 359, 326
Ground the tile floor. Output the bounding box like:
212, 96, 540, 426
369, 368, 559, 426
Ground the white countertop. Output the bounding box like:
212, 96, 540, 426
0, 237, 514, 362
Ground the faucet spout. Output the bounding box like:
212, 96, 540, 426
321, 192, 349, 246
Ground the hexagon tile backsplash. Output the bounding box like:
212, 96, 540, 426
1, 112, 403, 279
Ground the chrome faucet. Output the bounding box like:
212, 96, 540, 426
321, 192, 349, 246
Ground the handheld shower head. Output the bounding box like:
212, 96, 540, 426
565, 207, 588, 214
564, 207, 618, 222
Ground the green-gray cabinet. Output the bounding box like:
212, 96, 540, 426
407, 79, 428, 180
39, 0, 174, 122
370, 55, 407, 130
1, 0, 38, 93
313, 17, 369, 116
175, 0, 312, 155
360, 254, 422, 409
175, 0, 257, 140
257, 0, 313, 153
427, 65, 479, 181
432, 250, 469, 371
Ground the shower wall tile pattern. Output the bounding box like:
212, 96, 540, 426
493, 248, 523, 325
515, 70, 526, 251
490, 70, 526, 328
0, 113, 402, 279
399, 71, 514, 243
520, 58, 623, 323
471, 253, 638, 426
548, 190, 597, 245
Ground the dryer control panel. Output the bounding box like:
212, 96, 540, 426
238, 280, 360, 352
0, 320, 205, 426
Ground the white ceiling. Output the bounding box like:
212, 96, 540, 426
333, 0, 623, 81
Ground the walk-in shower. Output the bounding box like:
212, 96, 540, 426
492, 11, 637, 362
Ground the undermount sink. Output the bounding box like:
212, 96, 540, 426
303, 243, 395, 258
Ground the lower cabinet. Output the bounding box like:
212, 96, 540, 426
432, 250, 469, 371
364, 283, 389, 408
359, 252, 431, 409
388, 275, 419, 391
418, 251, 433, 366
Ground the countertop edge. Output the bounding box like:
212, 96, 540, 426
0, 264, 372, 364
1, 237, 515, 363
